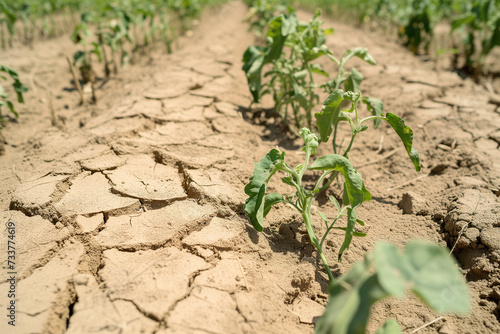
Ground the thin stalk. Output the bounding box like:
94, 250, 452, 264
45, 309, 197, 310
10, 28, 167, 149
302, 200, 334, 282
319, 207, 348, 249
360, 115, 385, 124
332, 123, 338, 154
343, 133, 357, 158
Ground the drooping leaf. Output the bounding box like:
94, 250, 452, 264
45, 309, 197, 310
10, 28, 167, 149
310, 154, 371, 208
263, 192, 284, 217
316, 241, 471, 334
344, 67, 363, 93
265, 13, 296, 63
244, 149, 285, 231
451, 14, 476, 31
73, 50, 86, 65
314, 90, 345, 142
362, 97, 384, 129
242, 45, 266, 102
310, 63, 329, 77
342, 47, 376, 65
338, 208, 357, 261
384, 113, 421, 171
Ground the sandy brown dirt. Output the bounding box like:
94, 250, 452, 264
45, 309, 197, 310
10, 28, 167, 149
0, 1, 499, 333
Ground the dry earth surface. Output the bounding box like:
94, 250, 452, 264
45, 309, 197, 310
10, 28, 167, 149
1, 1, 500, 333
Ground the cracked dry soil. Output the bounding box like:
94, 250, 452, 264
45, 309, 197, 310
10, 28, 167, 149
1, 1, 500, 333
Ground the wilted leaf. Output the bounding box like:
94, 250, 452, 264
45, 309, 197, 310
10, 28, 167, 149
385, 113, 421, 171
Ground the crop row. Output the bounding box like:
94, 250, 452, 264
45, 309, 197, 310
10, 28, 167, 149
249, 0, 500, 78
242, 1, 471, 333
0, 0, 227, 130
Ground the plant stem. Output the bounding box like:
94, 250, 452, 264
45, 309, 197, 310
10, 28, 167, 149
343, 133, 357, 158
301, 199, 334, 282
360, 115, 385, 124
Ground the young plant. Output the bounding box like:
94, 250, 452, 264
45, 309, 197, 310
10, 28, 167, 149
71, 13, 99, 103
0, 64, 28, 125
244, 85, 421, 282
314, 89, 421, 173
244, 0, 289, 38
244, 127, 372, 282
243, 10, 339, 130
315, 240, 470, 334
243, 9, 378, 132
451, 0, 500, 77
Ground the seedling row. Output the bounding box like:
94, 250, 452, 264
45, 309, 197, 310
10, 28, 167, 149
242, 1, 470, 332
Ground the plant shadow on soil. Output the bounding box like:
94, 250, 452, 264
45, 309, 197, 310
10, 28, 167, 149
249, 216, 340, 293
237, 105, 302, 150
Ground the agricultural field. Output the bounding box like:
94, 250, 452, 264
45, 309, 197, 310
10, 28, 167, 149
0, 0, 499, 333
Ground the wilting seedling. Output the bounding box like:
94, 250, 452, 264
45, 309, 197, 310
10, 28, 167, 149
244, 126, 372, 282
243, 85, 421, 280
242, 9, 379, 132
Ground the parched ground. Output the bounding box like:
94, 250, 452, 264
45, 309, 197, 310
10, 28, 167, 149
1, 1, 500, 333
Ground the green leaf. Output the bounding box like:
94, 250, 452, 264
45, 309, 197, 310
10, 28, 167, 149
310, 154, 371, 209
281, 12, 298, 36
310, 64, 329, 77
318, 209, 329, 228
332, 226, 366, 237
73, 50, 86, 65
317, 240, 471, 334
404, 240, 470, 314
244, 149, 285, 231
362, 97, 383, 129
374, 243, 408, 298
13, 81, 28, 103
343, 48, 376, 65
376, 319, 402, 334
375, 240, 471, 314
451, 14, 476, 31
384, 113, 421, 171
91, 42, 103, 63
0, 100, 17, 117
263, 193, 284, 217
265, 14, 296, 63
329, 195, 341, 213
338, 208, 357, 261
315, 256, 389, 334
314, 90, 345, 142
344, 67, 363, 93
242, 46, 266, 102
293, 69, 308, 80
